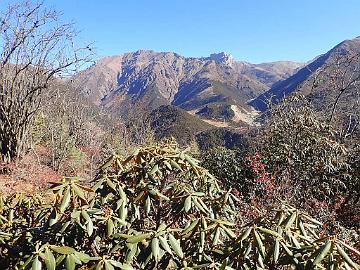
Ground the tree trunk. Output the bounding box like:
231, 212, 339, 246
0, 124, 28, 163
0, 131, 17, 163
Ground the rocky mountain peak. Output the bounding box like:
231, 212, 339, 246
208, 52, 235, 66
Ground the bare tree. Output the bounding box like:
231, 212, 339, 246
40, 81, 106, 172
0, 1, 93, 162
307, 53, 360, 136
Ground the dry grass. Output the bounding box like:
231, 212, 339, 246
0, 149, 61, 194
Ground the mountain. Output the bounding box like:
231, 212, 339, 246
73, 50, 301, 125
250, 36, 360, 112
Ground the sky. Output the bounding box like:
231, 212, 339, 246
2, 0, 360, 63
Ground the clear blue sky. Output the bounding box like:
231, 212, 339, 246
2, 0, 360, 63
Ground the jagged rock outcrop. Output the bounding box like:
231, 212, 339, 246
207, 52, 235, 67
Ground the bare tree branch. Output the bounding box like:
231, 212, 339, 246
0, 1, 94, 162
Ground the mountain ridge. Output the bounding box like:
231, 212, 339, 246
249, 36, 360, 111
73, 50, 302, 124
72, 36, 360, 130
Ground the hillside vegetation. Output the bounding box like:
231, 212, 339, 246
1, 140, 359, 269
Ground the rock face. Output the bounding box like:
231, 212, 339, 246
207, 52, 235, 67
73, 50, 301, 122
250, 36, 360, 112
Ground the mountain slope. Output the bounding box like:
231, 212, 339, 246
149, 105, 211, 145
250, 36, 360, 112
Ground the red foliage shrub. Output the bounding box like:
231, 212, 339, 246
0, 150, 60, 194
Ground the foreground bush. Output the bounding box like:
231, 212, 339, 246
0, 140, 359, 269
201, 148, 277, 204
259, 95, 351, 203
200, 147, 245, 190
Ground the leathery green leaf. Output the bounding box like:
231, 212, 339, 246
59, 187, 71, 213
258, 227, 282, 239
145, 196, 151, 215
65, 254, 76, 270
44, 248, 56, 270
127, 233, 151, 243
50, 246, 76, 255
183, 220, 199, 235
220, 224, 236, 239
72, 184, 86, 200
95, 261, 103, 270
48, 209, 58, 227
168, 233, 184, 258
213, 227, 221, 245
125, 243, 137, 263
284, 211, 297, 229
159, 235, 173, 255
109, 260, 134, 270
313, 240, 332, 266
151, 237, 160, 261
184, 196, 192, 212
104, 260, 115, 270
239, 227, 252, 242
170, 160, 182, 171
336, 244, 359, 269
107, 218, 114, 237
273, 239, 280, 263
150, 164, 159, 175
254, 229, 265, 257
32, 256, 42, 270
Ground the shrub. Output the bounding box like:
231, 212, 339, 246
200, 147, 245, 190
201, 148, 279, 204
196, 128, 249, 152
0, 140, 238, 269
0, 139, 358, 269
258, 95, 351, 203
